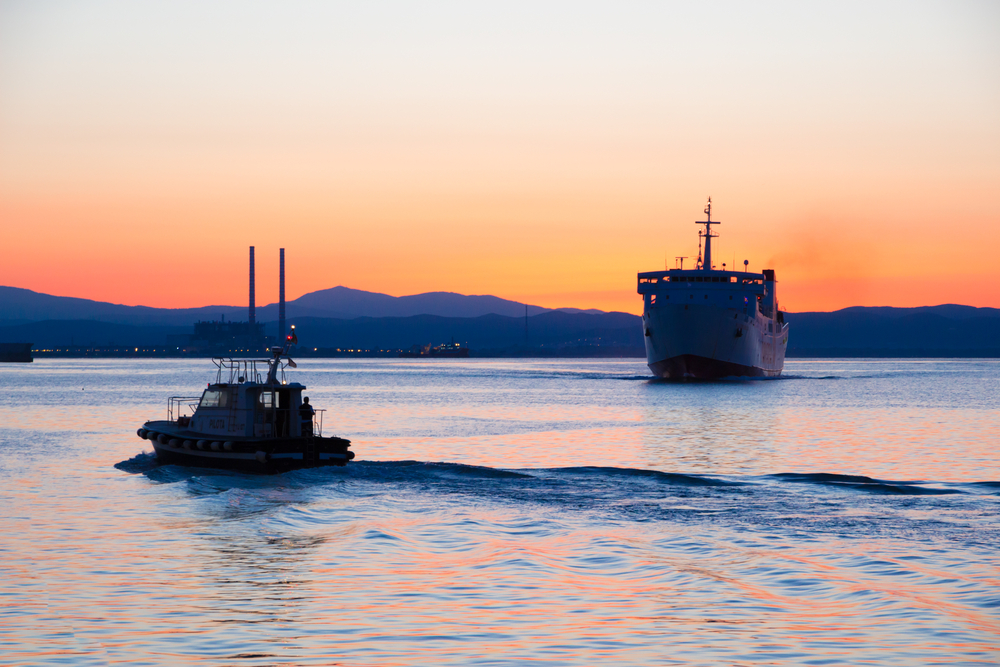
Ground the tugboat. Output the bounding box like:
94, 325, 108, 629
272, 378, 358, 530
637, 198, 788, 379
136, 327, 354, 472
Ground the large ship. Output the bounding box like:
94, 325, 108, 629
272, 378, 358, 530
637, 199, 788, 379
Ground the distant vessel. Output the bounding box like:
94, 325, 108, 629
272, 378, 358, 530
0, 343, 33, 363
136, 328, 354, 472
399, 340, 470, 358
637, 199, 788, 379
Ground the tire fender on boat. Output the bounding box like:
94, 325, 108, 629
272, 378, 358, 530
157, 434, 170, 445
183, 440, 194, 449
137, 429, 147, 439
197, 440, 208, 449
210, 442, 220, 451
169, 439, 181, 447
223, 442, 234, 451
255, 450, 269, 464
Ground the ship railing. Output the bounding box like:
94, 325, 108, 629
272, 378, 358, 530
212, 357, 269, 385
312, 409, 326, 438
159, 400, 329, 437
168, 396, 202, 422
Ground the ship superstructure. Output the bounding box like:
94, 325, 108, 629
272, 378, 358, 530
637, 199, 788, 378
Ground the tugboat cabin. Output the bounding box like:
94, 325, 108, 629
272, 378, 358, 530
175, 356, 321, 439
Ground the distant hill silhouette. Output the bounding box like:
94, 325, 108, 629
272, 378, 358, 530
0, 286, 242, 326
783, 305, 1000, 356
0, 312, 640, 354
0, 319, 187, 347
286, 311, 640, 351
0, 285, 600, 325
279, 286, 557, 319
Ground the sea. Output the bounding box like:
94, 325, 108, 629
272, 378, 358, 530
1, 358, 998, 665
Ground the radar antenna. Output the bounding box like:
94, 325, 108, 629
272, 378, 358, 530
696, 197, 721, 271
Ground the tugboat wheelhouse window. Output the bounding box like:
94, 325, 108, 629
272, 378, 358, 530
200, 389, 228, 408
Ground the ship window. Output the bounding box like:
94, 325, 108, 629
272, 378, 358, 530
200, 389, 228, 408
259, 392, 274, 408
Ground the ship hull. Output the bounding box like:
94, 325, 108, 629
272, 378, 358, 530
140, 421, 354, 473
649, 354, 767, 379
643, 303, 787, 379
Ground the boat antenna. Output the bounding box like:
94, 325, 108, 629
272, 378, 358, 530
266, 324, 298, 384
696, 196, 720, 271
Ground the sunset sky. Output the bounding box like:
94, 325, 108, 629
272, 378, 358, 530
1, 1, 998, 314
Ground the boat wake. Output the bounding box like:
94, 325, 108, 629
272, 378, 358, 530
115, 457, 999, 502
771, 472, 967, 495
111, 457, 1000, 554
113, 451, 160, 474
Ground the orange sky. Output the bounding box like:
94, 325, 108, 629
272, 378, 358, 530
1, 1, 998, 315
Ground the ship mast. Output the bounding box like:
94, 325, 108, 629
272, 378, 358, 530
696, 197, 720, 270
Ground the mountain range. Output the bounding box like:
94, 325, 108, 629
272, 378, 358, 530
1, 285, 998, 356
0, 285, 598, 327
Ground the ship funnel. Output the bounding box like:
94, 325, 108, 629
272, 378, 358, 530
279, 248, 286, 340
249, 246, 256, 325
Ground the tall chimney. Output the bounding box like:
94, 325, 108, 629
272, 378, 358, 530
278, 248, 285, 340
249, 246, 256, 325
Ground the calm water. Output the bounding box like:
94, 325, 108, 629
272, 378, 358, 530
1, 358, 998, 665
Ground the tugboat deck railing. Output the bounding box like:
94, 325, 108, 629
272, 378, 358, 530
164, 400, 329, 438
212, 357, 271, 385
167, 396, 202, 421
314, 409, 325, 438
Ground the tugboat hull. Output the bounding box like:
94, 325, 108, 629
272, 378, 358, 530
139, 422, 353, 473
